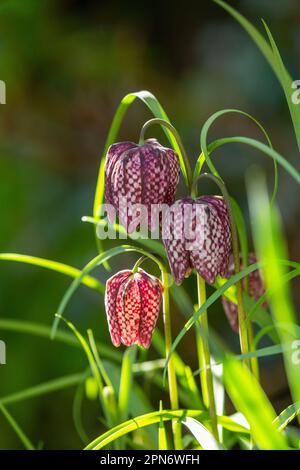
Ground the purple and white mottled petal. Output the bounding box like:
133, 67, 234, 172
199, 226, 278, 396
163, 198, 192, 284
104, 270, 132, 347
104, 139, 180, 232
136, 270, 163, 348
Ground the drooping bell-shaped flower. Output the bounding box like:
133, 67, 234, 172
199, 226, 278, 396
104, 138, 180, 232
163, 195, 231, 285
222, 253, 266, 332
104, 268, 163, 348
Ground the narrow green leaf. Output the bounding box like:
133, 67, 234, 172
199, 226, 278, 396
0, 318, 121, 362
158, 402, 168, 450
119, 345, 137, 421
247, 170, 300, 405
223, 356, 288, 449
274, 402, 300, 431
214, 0, 300, 151
182, 417, 223, 450
0, 253, 104, 293
0, 372, 85, 405
197, 108, 278, 202
84, 409, 245, 450
0, 404, 35, 450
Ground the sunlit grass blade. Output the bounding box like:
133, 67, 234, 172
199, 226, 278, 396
184, 366, 203, 410
158, 401, 168, 450
58, 316, 119, 430
199, 134, 300, 189
72, 374, 89, 444
197, 108, 277, 201
0, 403, 35, 450
87, 329, 114, 389
246, 267, 300, 326
0, 318, 121, 362
119, 345, 137, 422
84, 409, 247, 450
223, 356, 288, 449
247, 169, 300, 405
85, 410, 205, 450
182, 417, 223, 450
0, 372, 85, 405
0, 253, 104, 293
214, 0, 300, 151
230, 197, 249, 267
273, 402, 300, 431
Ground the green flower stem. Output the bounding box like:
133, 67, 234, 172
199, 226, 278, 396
161, 269, 182, 450
132, 256, 147, 273
196, 274, 219, 441
192, 173, 250, 364
247, 320, 260, 380
139, 117, 193, 192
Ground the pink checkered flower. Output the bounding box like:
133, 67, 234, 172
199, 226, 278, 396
222, 253, 266, 332
104, 268, 163, 348
163, 195, 231, 285
104, 138, 180, 232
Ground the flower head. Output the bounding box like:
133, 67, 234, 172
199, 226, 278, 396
163, 195, 231, 285
104, 138, 180, 232
222, 253, 266, 332
104, 268, 163, 348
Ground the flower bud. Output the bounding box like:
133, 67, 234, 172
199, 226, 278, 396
163, 195, 231, 285
104, 268, 163, 348
104, 139, 180, 232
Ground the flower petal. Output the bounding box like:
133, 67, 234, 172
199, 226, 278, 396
136, 270, 163, 348
163, 198, 192, 284
116, 277, 141, 347
104, 270, 132, 347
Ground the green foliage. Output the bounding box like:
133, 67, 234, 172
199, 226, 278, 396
1, 0, 300, 451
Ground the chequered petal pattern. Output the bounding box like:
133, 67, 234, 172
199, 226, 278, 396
136, 271, 163, 348
117, 278, 141, 347
222, 253, 266, 332
163, 195, 231, 285
104, 270, 132, 346
104, 138, 180, 232
162, 197, 193, 285
104, 268, 163, 348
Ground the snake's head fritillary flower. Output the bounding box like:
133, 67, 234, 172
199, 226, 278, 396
222, 253, 266, 332
104, 268, 163, 348
163, 195, 231, 285
104, 138, 180, 232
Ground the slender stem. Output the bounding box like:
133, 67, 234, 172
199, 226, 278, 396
195, 321, 208, 406
161, 270, 182, 450
192, 173, 250, 363
196, 275, 219, 440
247, 320, 260, 380
139, 118, 193, 192
132, 256, 147, 273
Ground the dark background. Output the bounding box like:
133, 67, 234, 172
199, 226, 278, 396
0, 0, 299, 449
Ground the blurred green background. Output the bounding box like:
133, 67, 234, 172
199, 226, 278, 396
0, 0, 299, 449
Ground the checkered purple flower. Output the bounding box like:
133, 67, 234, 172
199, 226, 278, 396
222, 253, 266, 332
104, 268, 163, 348
163, 195, 231, 285
104, 138, 180, 232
